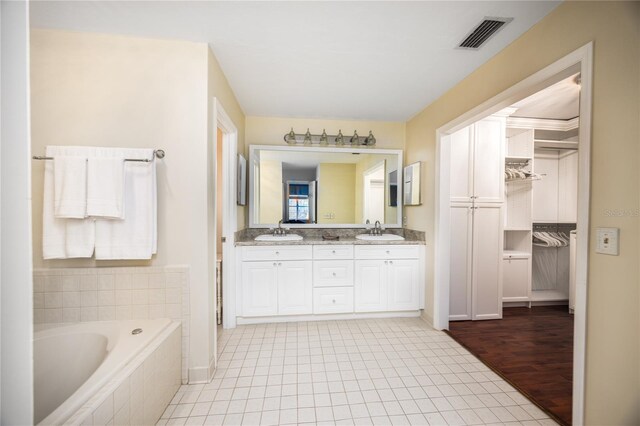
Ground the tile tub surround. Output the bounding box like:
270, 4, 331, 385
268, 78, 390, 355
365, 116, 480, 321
235, 228, 426, 246
33, 266, 190, 383
68, 321, 181, 425
159, 317, 556, 426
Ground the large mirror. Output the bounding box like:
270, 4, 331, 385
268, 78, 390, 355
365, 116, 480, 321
249, 145, 403, 228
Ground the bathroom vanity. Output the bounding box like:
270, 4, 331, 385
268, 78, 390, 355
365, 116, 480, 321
234, 234, 425, 325
230, 144, 425, 326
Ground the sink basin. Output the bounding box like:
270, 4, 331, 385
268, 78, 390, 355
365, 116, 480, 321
355, 234, 405, 241
254, 234, 303, 242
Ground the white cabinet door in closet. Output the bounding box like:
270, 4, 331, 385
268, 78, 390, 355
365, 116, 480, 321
473, 118, 505, 203
277, 261, 313, 315
387, 259, 419, 311
242, 262, 278, 317
449, 126, 473, 202
354, 260, 387, 312
471, 204, 504, 320
503, 256, 530, 302
449, 204, 473, 321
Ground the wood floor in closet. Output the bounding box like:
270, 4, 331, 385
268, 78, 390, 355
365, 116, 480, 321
446, 306, 573, 426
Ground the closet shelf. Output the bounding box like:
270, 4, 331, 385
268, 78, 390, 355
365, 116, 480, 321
503, 250, 531, 259
504, 227, 531, 232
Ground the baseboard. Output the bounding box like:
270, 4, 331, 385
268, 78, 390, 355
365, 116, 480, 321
420, 310, 434, 328
208, 355, 216, 382
236, 311, 421, 325
188, 366, 210, 384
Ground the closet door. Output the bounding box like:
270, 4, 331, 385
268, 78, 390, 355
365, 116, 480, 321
471, 204, 504, 320
472, 118, 505, 203
449, 203, 473, 321
449, 126, 474, 203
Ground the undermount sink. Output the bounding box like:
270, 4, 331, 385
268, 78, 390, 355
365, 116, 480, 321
254, 234, 303, 242
355, 234, 405, 241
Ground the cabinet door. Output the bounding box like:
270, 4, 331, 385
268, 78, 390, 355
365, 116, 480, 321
503, 257, 530, 302
354, 260, 387, 312
387, 259, 419, 311
277, 261, 313, 315
242, 261, 278, 317
472, 118, 505, 203
449, 125, 474, 202
472, 205, 504, 320
449, 204, 473, 321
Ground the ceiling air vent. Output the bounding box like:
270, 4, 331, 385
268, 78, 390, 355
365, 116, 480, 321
458, 17, 513, 50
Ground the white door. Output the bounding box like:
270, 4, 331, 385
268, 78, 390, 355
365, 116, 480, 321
502, 257, 530, 302
471, 204, 504, 320
277, 261, 313, 315
355, 260, 387, 312
449, 125, 474, 203
387, 259, 419, 311
473, 118, 505, 203
242, 261, 278, 317
449, 203, 473, 320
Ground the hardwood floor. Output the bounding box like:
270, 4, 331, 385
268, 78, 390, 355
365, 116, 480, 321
447, 306, 573, 425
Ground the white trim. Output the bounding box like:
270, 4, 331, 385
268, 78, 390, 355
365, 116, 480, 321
248, 145, 404, 228
433, 43, 592, 425
507, 116, 579, 131
211, 99, 239, 379
236, 310, 421, 325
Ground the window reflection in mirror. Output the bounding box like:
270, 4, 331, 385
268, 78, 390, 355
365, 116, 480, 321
250, 146, 403, 227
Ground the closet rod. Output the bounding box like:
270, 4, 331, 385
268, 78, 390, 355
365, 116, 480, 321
32, 149, 165, 163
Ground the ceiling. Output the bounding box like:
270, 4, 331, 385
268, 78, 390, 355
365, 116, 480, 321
511, 73, 580, 120
30, 1, 561, 122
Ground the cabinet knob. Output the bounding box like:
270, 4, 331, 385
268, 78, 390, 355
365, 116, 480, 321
332, 272, 336, 277
386, 250, 390, 254
389, 260, 393, 264
332, 299, 336, 303
275, 251, 279, 255
332, 250, 336, 254
384, 260, 388, 264
278, 262, 282, 266
273, 262, 277, 266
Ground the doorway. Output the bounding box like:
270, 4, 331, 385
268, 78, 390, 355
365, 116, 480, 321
434, 44, 592, 425
362, 161, 385, 223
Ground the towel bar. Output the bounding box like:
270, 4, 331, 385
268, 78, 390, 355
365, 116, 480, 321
33, 149, 165, 162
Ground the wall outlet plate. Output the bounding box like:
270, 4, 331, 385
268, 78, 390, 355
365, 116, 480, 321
596, 227, 619, 256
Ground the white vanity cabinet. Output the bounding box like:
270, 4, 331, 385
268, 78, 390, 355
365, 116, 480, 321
354, 245, 421, 312
241, 245, 313, 317
238, 243, 424, 323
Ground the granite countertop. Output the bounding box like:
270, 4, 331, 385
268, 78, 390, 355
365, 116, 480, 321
235, 228, 425, 246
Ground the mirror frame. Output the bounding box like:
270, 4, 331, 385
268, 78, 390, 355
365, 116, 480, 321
249, 144, 404, 228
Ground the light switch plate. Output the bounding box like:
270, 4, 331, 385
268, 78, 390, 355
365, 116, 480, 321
596, 227, 619, 255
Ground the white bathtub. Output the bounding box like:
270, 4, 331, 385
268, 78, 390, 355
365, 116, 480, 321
34, 319, 179, 425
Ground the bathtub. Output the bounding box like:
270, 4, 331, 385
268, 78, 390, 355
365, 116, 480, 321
35, 319, 181, 425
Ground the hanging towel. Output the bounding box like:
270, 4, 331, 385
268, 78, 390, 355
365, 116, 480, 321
95, 148, 157, 259
87, 155, 125, 219
53, 156, 88, 218
43, 146, 95, 259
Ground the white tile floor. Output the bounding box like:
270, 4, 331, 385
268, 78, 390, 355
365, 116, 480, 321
157, 318, 557, 426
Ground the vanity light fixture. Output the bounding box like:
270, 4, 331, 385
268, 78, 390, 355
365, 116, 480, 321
282, 128, 376, 147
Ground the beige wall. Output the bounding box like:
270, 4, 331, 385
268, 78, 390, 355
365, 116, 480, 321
245, 116, 406, 149
317, 163, 356, 224
30, 29, 246, 380
404, 2, 640, 424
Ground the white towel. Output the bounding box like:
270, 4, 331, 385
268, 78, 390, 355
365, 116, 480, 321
95, 148, 157, 259
43, 146, 95, 259
53, 156, 88, 219
87, 156, 125, 219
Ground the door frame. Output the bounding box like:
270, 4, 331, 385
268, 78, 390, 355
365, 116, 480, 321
211, 98, 238, 367
434, 43, 592, 425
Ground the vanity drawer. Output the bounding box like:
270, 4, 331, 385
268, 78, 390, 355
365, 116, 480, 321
242, 245, 312, 261
313, 260, 354, 287
313, 245, 354, 260
313, 287, 354, 314
355, 245, 420, 260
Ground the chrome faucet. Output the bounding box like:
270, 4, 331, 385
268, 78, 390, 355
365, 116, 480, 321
370, 220, 383, 236
273, 220, 287, 236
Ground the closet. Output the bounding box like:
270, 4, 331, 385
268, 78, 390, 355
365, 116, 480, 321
449, 116, 505, 321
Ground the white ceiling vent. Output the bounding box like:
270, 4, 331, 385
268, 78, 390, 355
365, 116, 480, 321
458, 17, 513, 50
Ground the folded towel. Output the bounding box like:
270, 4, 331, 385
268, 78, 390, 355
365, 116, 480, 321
53, 156, 88, 218
87, 156, 125, 219
43, 146, 95, 259
95, 148, 157, 259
